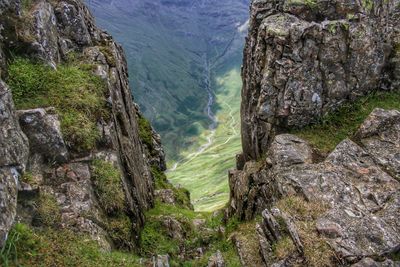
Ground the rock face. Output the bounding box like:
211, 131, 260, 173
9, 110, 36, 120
0, 80, 29, 247
241, 0, 400, 161
229, 108, 400, 265
0, 0, 165, 248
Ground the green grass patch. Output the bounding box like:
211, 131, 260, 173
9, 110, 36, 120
139, 220, 181, 256
7, 58, 109, 152
0, 223, 141, 267
138, 115, 156, 155
33, 192, 61, 227
91, 160, 125, 215
106, 214, 134, 250
151, 166, 192, 209
292, 90, 400, 153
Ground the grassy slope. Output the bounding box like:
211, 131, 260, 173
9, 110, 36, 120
167, 68, 242, 211
292, 90, 400, 153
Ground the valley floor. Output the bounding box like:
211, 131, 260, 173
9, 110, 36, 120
167, 68, 242, 211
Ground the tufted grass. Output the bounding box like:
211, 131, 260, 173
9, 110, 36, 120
91, 159, 125, 215
0, 223, 141, 267
33, 192, 62, 227
292, 90, 400, 153
7, 58, 109, 152
276, 196, 334, 267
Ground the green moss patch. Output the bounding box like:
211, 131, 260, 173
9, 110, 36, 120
0, 223, 141, 267
7, 58, 109, 152
292, 90, 400, 153
138, 115, 156, 155
91, 160, 125, 215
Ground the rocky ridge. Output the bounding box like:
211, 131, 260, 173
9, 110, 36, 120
0, 0, 165, 250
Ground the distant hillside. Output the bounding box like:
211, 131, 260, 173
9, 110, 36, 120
86, 0, 249, 159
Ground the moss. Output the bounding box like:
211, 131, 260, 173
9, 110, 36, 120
292, 90, 400, 153
138, 115, 156, 155
7, 58, 109, 152
0, 223, 141, 267
106, 214, 134, 250
91, 160, 125, 215
33, 192, 61, 227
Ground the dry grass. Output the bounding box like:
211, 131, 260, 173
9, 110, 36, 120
276, 196, 335, 267
273, 236, 296, 260
231, 218, 264, 266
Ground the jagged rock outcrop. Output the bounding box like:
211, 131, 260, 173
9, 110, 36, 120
241, 0, 400, 161
229, 108, 400, 266
0, 0, 166, 249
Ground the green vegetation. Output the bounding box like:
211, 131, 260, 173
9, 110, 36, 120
151, 166, 192, 209
91, 159, 125, 214
139, 199, 242, 266
292, 90, 400, 153
0, 223, 141, 267
7, 58, 109, 152
33, 192, 61, 227
91, 160, 135, 249
168, 68, 242, 211
138, 115, 156, 155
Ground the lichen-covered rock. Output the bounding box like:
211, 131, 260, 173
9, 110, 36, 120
0, 80, 28, 247
354, 108, 400, 180
0, 81, 29, 169
241, 0, 400, 161
229, 109, 400, 265
18, 108, 69, 164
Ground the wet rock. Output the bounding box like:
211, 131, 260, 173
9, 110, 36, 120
18, 108, 69, 164
208, 250, 225, 267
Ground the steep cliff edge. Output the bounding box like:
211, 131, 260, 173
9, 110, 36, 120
0, 0, 165, 252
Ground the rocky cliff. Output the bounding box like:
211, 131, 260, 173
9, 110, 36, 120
241, 0, 400, 161
0, 0, 165, 250
227, 0, 400, 266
